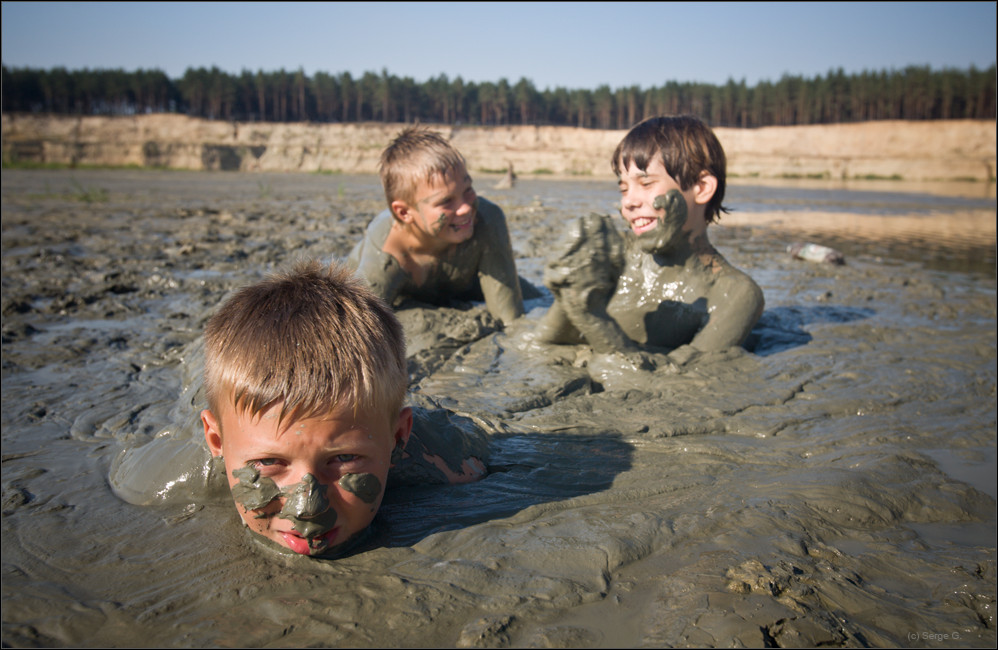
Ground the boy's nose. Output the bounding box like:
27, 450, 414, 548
456, 197, 474, 215
621, 189, 641, 210
281, 473, 329, 519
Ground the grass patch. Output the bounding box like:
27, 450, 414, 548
779, 172, 831, 180
852, 174, 903, 181
2, 159, 161, 172
70, 179, 109, 203
530, 168, 555, 175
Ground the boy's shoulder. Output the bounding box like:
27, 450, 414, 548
475, 196, 504, 220
708, 258, 765, 308
471, 196, 509, 237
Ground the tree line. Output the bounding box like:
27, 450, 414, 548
2, 63, 995, 129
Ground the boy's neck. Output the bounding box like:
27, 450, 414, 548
398, 221, 454, 256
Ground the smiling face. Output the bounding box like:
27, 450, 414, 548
394, 163, 478, 246
202, 400, 412, 557
617, 157, 715, 254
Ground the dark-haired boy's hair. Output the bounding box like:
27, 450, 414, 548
612, 115, 728, 223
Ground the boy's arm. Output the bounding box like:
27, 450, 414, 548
475, 199, 525, 325
688, 271, 765, 352
542, 213, 637, 354
388, 407, 490, 486
347, 211, 407, 306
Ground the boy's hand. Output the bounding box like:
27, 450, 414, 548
544, 213, 624, 292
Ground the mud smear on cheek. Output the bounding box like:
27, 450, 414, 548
339, 473, 382, 506
230, 465, 281, 511
635, 190, 687, 253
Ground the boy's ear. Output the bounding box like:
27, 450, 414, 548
393, 406, 413, 449
692, 172, 718, 206
390, 200, 414, 223
202, 409, 224, 458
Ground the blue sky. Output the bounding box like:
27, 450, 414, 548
2, 1, 995, 90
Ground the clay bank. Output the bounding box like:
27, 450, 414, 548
2, 113, 996, 183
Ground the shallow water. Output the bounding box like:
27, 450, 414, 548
2, 169, 995, 648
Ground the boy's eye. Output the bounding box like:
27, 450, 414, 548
251, 458, 284, 473
334, 454, 358, 463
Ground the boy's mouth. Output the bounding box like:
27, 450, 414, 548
280, 527, 338, 556
450, 214, 474, 232
628, 216, 659, 235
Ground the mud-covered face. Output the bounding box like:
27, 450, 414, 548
617, 158, 694, 254
202, 400, 411, 557
408, 163, 478, 245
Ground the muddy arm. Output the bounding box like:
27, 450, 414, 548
343, 211, 409, 306
537, 213, 636, 353
476, 200, 525, 325
689, 272, 765, 352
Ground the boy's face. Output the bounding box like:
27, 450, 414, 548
617, 157, 695, 237
202, 399, 412, 557
394, 163, 478, 245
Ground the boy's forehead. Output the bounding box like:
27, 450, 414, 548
619, 157, 666, 177
415, 164, 469, 199
220, 399, 394, 439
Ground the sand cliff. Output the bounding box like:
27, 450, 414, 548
2, 113, 995, 182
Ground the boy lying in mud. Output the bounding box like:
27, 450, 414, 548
199, 260, 488, 557
345, 126, 530, 327
535, 115, 764, 367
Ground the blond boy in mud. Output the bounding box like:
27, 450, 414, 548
535, 115, 764, 366
345, 126, 528, 326
200, 260, 487, 558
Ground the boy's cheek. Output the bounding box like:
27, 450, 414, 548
336, 472, 386, 512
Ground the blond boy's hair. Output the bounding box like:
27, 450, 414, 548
379, 126, 467, 216
612, 115, 729, 224
203, 260, 407, 429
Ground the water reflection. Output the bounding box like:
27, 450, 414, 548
721, 180, 996, 276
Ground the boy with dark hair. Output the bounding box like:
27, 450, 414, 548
536, 115, 764, 363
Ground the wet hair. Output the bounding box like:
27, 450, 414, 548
203, 259, 407, 430
611, 115, 728, 224
379, 126, 467, 217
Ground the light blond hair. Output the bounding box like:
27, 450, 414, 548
203, 259, 407, 430
379, 126, 467, 217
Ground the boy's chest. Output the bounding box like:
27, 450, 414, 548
606, 265, 710, 348
404, 239, 483, 293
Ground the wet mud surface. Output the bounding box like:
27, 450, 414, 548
2, 169, 996, 647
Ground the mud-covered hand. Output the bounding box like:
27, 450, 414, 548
541, 213, 634, 353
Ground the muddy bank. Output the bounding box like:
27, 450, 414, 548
1, 169, 995, 647
3, 113, 996, 182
